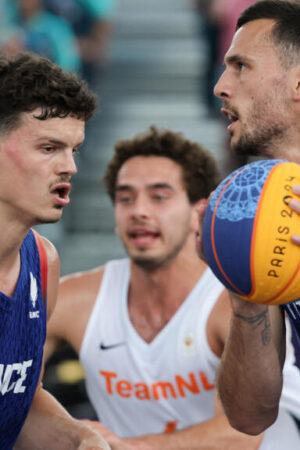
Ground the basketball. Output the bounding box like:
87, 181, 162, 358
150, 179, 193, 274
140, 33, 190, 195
202, 159, 300, 305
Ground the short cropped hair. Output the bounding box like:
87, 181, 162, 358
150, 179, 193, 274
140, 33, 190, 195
104, 126, 221, 204
237, 0, 300, 68
0, 52, 97, 135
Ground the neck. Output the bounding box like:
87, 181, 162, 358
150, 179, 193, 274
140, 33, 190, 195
0, 225, 27, 297
278, 146, 300, 163
127, 238, 207, 342
271, 121, 300, 161
130, 254, 205, 303
0, 210, 29, 269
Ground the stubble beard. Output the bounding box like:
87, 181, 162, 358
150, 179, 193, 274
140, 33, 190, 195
232, 84, 289, 159
129, 231, 190, 272
232, 122, 287, 159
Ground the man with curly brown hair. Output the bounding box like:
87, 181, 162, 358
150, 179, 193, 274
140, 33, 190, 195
0, 51, 110, 449
46, 126, 300, 449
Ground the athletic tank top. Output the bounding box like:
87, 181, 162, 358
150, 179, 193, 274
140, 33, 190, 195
0, 229, 47, 449
285, 301, 300, 340
80, 259, 226, 437
80, 259, 300, 438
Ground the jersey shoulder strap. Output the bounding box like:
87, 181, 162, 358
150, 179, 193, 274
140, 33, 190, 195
32, 229, 48, 301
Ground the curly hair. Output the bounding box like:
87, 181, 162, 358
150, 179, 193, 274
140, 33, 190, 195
104, 126, 221, 204
0, 52, 97, 135
237, 0, 300, 68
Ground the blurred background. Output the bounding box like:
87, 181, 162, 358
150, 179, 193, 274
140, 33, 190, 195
0, 0, 255, 419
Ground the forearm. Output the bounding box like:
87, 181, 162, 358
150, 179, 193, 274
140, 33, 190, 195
125, 415, 263, 450
15, 388, 110, 449
217, 295, 286, 435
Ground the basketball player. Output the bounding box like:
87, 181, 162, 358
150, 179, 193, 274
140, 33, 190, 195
197, 0, 300, 438
46, 127, 300, 449
0, 52, 109, 449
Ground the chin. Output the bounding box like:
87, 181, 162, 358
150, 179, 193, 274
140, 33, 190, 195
35, 210, 63, 225
132, 255, 162, 271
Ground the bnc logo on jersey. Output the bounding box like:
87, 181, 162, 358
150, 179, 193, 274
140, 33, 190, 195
0, 360, 33, 395
29, 272, 39, 319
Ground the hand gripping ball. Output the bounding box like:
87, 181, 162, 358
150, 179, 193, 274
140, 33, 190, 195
202, 159, 300, 305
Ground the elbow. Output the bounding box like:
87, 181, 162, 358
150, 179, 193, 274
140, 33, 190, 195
229, 421, 269, 436
228, 407, 279, 436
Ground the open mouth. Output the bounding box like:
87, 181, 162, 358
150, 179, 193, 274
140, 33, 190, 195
227, 113, 238, 124
50, 183, 71, 206
56, 187, 67, 198
221, 108, 239, 134
128, 228, 160, 246
222, 108, 239, 124
129, 230, 159, 238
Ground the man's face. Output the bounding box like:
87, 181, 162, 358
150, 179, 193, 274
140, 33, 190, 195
214, 19, 298, 160
0, 109, 84, 226
114, 156, 195, 271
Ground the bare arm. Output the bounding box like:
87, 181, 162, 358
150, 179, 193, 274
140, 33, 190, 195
16, 238, 109, 449
126, 415, 263, 450
84, 291, 263, 450
15, 387, 110, 449
216, 191, 300, 435
85, 407, 263, 450
45, 265, 104, 361
217, 295, 286, 435
196, 195, 293, 436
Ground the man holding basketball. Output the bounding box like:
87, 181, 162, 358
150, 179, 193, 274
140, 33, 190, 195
200, 0, 300, 438
0, 52, 109, 449
46, 126, 300, 449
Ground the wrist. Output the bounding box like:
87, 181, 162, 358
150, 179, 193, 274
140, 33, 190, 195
229, 291, 268, 315
77, 421, 110, 449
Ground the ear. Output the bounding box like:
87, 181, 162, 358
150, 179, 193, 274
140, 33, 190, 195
292, 65, 300, 101
190, 198, 208, 234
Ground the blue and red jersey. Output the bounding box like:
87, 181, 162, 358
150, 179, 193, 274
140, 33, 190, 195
0, 229, 47, 449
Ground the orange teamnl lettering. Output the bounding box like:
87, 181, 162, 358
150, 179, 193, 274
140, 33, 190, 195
99, 370, 215, 400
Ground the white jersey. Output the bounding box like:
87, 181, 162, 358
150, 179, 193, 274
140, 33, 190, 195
80, 258, 300, 445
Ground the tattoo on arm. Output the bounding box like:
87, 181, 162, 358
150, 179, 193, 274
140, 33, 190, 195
234, 306, 271, 345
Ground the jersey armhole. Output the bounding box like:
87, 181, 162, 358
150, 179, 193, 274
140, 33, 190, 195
32, 229, 48, 302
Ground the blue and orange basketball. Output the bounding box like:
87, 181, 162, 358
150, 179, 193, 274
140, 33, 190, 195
202, 159, 300, 305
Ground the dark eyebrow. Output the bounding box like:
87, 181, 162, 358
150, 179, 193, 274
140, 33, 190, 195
115, 185, 133, 193
148, 183, 174, 190
37, 137, 66, 147
38, 137, 83, 148
225, 54, 251, 66
115, 183, 174, 192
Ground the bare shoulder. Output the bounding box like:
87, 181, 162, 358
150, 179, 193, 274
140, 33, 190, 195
46, 265, 106, 354
59, 265, 105, 306
207, 289, 232, 358
37, 236, 60, 319
39, 235, 59, 265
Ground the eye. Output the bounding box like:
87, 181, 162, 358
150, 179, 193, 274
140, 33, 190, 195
120, 197, 132, 203
43, 146, 55, 153
237, 61, 247, 71
153, 194, 166, 201
152, 191, 171, 201
116, 194, 133, 204
72, 147, 80, 155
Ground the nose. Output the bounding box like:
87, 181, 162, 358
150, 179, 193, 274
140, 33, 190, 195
214, 69, 230, 100
57, 149, 77, 176
131, 194, 150, 219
